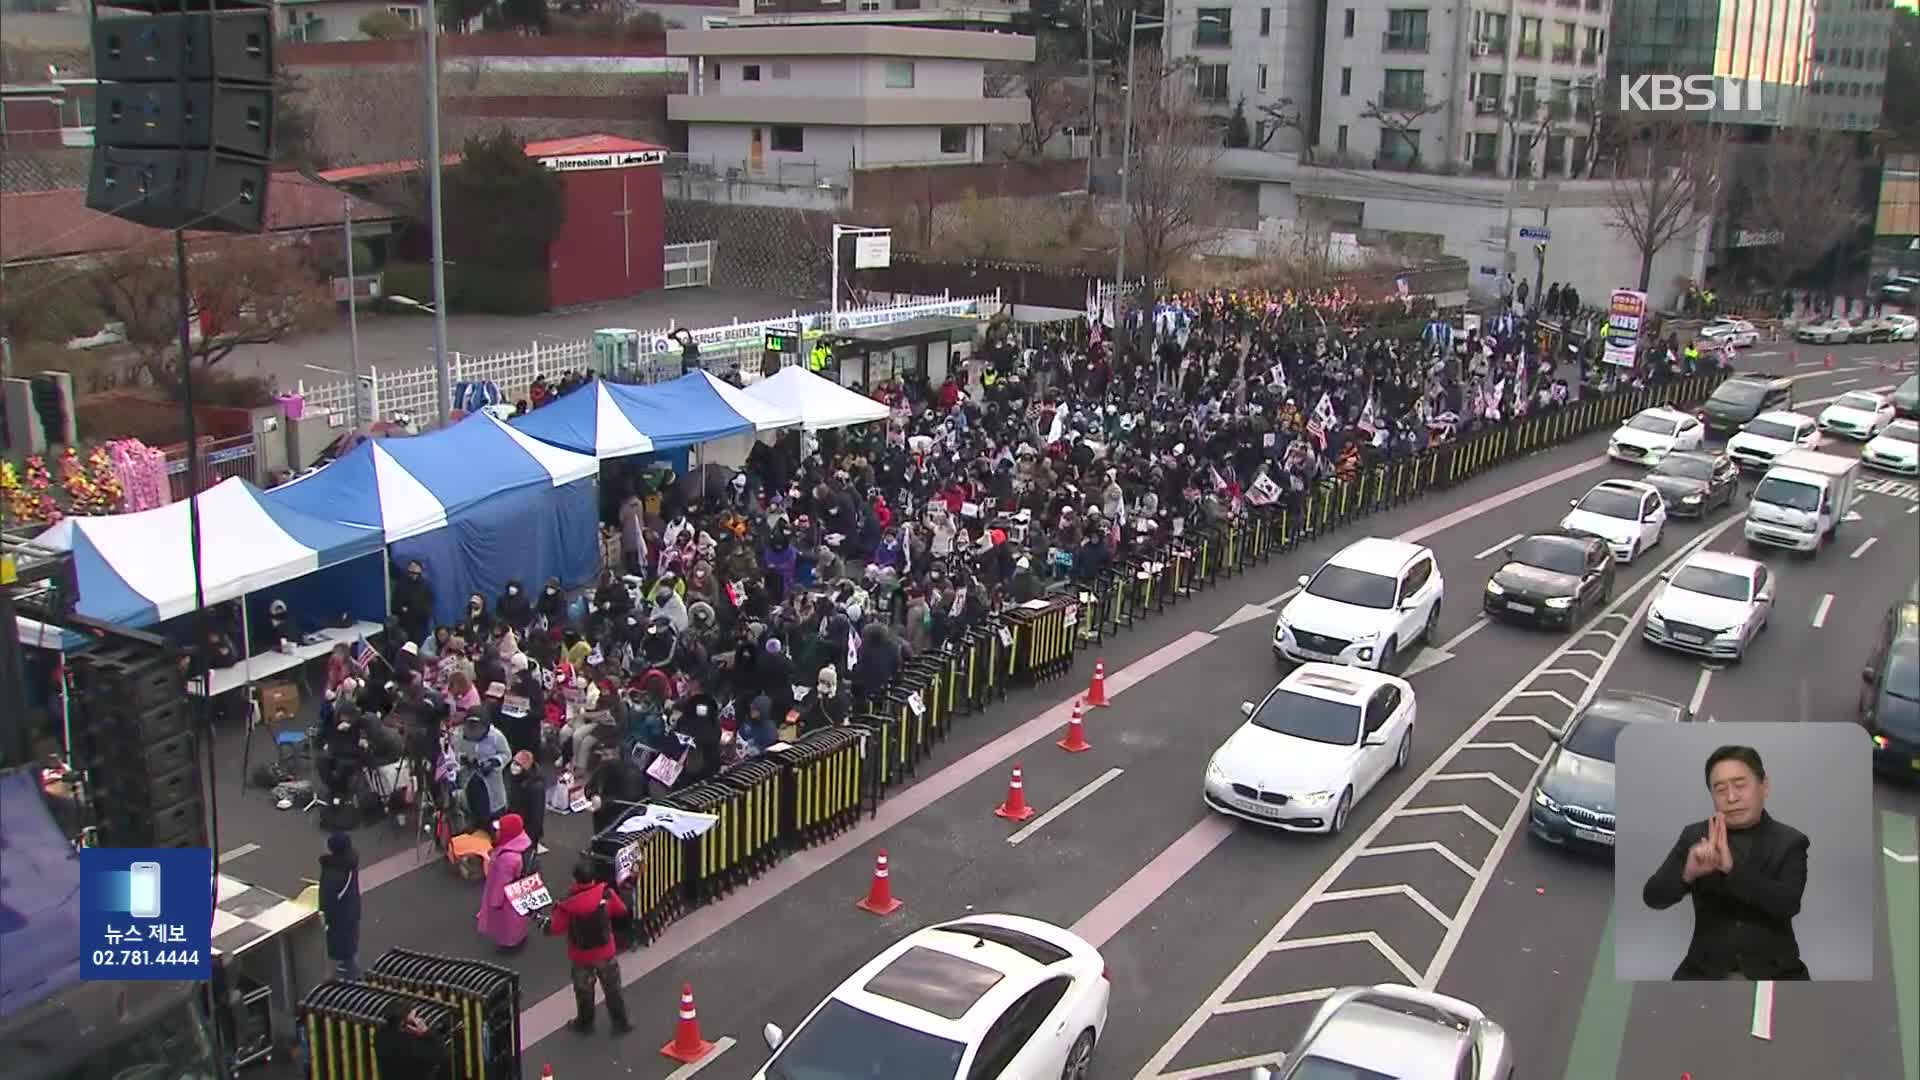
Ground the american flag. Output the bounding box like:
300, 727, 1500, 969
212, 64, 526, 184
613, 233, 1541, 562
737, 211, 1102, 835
349, 637, 375, 673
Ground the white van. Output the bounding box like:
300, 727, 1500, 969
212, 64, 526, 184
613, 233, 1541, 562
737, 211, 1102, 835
1744, 449, 1860, 555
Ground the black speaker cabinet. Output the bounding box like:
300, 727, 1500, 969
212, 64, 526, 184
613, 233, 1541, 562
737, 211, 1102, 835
92, 11, 273, 85
86, 146, 268, 233
94, 81, 273, 159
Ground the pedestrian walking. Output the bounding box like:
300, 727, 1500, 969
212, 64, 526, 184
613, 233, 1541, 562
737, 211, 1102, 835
547, 861, 632, 1036
318, 832, 361, 979
477, 813, 534, 953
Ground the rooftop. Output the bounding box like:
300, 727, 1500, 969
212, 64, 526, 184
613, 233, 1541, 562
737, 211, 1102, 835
1, 171, 399, 266
316, 134, 668, 184
666, 24, 1033, 61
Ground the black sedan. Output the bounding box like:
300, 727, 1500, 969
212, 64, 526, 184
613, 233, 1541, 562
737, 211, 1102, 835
1642, 449, 1740, 517
1483, 532, 1617, 628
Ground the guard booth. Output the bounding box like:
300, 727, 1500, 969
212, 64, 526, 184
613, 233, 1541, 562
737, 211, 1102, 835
823, 315, 980, 390
594, 329, 643, 379
759, 327, 804, 378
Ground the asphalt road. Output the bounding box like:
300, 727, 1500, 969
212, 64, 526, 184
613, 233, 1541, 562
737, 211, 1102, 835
207, 340, 1919, 1080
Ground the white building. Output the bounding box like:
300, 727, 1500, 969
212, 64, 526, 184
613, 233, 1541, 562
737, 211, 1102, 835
666, 25, 1032, 184
726, 0, 1027, 30
275, 0, 423, 41
1168, 0, 1612, 176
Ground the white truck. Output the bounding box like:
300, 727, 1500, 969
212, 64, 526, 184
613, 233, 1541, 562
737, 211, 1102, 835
1744, 449, 1860, 555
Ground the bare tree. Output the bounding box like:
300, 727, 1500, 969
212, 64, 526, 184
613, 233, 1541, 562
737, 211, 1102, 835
1500, 93, 1560, 178
1253, 96, 1309, 156
986, 36, 1086, 159
1124, 55, 1226, 285
1569, 76, 1615, 178
88, 235, 333, 391
1735, 129, 1870, 285
1605, 117, 1727, 292
1360, 93, 1445, 167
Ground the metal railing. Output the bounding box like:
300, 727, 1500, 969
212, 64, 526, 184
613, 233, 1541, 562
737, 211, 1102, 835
663, 241, 715, 290
165, 433, 258, 500
1517, 41, 1542, 59
1382, 31, 1429, 52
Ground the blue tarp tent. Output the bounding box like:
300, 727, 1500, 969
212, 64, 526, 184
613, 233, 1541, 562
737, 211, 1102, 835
512, 375, 758, 459
0, 766, 82, 1018
35, 477, 387, 629
266, 412, 601, 630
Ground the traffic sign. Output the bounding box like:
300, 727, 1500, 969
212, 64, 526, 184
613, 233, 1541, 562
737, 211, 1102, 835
1520, 226, 1552, 241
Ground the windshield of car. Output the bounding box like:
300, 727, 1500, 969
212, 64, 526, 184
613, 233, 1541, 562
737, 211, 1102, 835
1883, 423, 1920, 444
1710, 382, 1767, 407
1752, 475, 1822, 512
1670, 566, 1751, 601
1511, 537, 1587, 575
1838, 393, 1882, 411
1305, 565, 1398, 609
1625, 413, 1680, 436
1252, 689, 1363, 746
1575, 488, 1642, 519
1286, 1058, 1395, 1080
1652, 456, 1713, 481
1562, 712, 1631, 762
1744, 418, 1800, 441
1887, 645, 1919, 704
764, 1001, 967, 1080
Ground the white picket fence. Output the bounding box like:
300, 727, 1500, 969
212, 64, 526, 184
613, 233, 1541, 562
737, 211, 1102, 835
292, 291, 1003, 427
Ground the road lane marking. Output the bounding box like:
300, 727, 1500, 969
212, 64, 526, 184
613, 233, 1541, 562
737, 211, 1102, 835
1563, 909, 1632, 1080
1475, 534, 1524, 560
1812, 593, 1835, 628
1834, 378, 1863, 386
1134, 518, 1745, 1079
1216, 988, 1335, 1015
219, 843, 261, 862
1852, 537, 1879, 559
1007, 768, 1125, 846
1885, 812, 1920, 1080
1750, 980, 1776, 1040
1394, 454, 1618, 545
1688, 668, 1714, 715
1073, 816, 1235, 947
1162, 1053, 1292, 1080
664, 1035, 736, 1079
1886, 848, 1920, 865
515, 630, 1219, 1048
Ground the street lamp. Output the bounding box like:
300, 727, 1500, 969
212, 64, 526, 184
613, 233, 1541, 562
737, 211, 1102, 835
1115, 12, 1218, 300
389, 295, 438, 316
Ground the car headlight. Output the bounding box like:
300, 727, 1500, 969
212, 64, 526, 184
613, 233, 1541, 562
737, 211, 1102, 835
1349, 630, 1378, 644
1545, 596, 1574, 609
1533, 788, 1561, 812
1485, 580, 1507, 596
1207, 757, 1227, 783
1293, 790, 1336, 807
1646, 611, 1666, 629
1682, 494, 1702, 504
1714, 626, 1742, 641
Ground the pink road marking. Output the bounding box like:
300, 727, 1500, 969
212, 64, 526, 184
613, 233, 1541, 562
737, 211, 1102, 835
518, 630, 1219, 1047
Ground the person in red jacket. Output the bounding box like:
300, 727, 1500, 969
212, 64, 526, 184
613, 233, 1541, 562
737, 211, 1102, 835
546, 861, 633, 1035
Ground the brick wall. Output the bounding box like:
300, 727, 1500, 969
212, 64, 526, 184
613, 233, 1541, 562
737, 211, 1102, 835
0, 98, 63, 151
867, 254, 1098, 310
279, 32, 667, 67
849, 158, 1088, 216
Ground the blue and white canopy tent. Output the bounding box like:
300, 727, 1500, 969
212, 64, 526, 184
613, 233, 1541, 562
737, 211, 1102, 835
35, 476, 388, 631
266, 412, 601, 630
510, 375, 764, 462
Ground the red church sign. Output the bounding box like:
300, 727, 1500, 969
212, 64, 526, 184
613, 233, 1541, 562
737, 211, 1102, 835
538, 150, 666, 173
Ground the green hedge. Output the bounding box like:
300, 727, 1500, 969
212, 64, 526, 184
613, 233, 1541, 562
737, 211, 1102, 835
383, 261, 551, 316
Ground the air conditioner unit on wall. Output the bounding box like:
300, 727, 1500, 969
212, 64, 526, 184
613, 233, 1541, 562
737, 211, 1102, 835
1472, 41, 1491, 57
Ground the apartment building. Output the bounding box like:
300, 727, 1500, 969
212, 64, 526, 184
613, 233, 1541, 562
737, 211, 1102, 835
728, 0, 1027, 29
665, 25, 1032, 183
1158, 2, 1321, 151
1608, 0, 1893, 131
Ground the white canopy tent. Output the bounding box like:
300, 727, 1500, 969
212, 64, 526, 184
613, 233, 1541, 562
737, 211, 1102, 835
741, 366, 891, 431
688, 369, 806, 470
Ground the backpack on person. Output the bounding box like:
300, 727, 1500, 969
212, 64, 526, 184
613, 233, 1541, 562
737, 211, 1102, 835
567, 890, 611, 952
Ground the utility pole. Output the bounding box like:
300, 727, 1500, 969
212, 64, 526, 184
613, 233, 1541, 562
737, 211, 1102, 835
1084, 0, 1096, 191
424, 0, 453, 423
342, 194, 364, 428
1115, 6, 1139, 296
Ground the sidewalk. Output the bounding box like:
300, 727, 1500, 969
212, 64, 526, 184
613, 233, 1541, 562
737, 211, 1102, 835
225, 285, 819, 392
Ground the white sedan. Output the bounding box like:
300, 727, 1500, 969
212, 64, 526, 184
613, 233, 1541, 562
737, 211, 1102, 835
1726, 411, 1823, 471
755, 914, 1109, 1080
1863, 419, 1920, 475
1795, 317, 1854, 344
1885, 314, 1920, 342
1699, 318, 1760, 348
1608, 407, 1706, 466
1818, 390, 1898, 439
1644, 551, 1774, 662
1562, 479, 1667, 563
1205, 664, 1415, 836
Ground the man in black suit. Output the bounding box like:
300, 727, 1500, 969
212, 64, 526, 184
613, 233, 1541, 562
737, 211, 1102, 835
1642, 744, 1811, 980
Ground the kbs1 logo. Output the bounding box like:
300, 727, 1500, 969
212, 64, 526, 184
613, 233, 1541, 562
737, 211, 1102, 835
1618, 75, 1765, 114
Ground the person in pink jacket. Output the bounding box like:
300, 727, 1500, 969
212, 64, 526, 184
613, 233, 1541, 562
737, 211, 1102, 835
476, 813, 534, 952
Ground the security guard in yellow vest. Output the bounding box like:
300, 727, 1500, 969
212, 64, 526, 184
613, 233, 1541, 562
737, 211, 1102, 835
1683, 342, 1700, 370
809, 341, 832, 373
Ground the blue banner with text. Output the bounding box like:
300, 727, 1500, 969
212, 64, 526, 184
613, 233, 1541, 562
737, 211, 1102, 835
79, 848, 214, 981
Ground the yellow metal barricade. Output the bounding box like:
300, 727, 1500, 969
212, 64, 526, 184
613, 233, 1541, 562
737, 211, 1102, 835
770, 727, 869, 847
365, 951, 521, 1080
300, 981, 463, 1080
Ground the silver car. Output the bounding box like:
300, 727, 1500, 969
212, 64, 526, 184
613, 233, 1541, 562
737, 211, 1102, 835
1249, 985, 1514, 1080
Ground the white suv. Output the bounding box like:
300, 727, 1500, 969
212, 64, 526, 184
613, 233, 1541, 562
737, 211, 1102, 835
1275, 538, 1445, 672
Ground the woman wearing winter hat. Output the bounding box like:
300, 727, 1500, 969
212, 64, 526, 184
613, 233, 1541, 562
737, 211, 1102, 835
476, 813, 534, 952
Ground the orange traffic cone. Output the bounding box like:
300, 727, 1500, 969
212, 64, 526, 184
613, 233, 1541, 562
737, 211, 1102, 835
995, 764, 1036, 821
660, 984, 716, 1064
855, 849, 904, 915
1086, 658, 1111, 707
541, 1068, 553, 1080
1057, 701, 1093, 753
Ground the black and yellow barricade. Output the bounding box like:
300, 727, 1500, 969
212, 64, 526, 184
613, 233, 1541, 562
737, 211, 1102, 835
878, 683, 934, 769
917, 645, 965, 726
1244, 506, 1282, 566
983, 615, 1013, 703
589, 815, 684, 946
895, 657, 949, 742
1096, 567, 1134, 632
300, 980, 463, 1080
365, 950, 521, 1080
1001, 602, 1063, 684
948, 629, 991, 715
715, 758, 787, 876
1215, 518, 1245, 579
1073, 587, 1105, 647
768, 726, 872, 848
659, 778, 758, 903
854, 700, 916, 789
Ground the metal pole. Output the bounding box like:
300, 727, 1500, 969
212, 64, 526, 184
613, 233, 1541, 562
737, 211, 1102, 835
175, 229, 206, 621
830, 223, 842, 317
343, 195, 363, 429
1084, 0, 1096, 191
1532, 202, 1551, 310
423, 0, 453, 422
1115, 9, 1137, 295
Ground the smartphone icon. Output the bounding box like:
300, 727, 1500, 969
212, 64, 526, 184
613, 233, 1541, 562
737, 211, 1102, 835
128, 862, 163, 920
